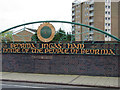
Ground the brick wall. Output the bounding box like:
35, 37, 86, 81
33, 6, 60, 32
2, 54, 119, 77
13, 30, 34, 41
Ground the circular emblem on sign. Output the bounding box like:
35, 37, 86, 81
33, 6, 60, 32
37, 23, 55, 42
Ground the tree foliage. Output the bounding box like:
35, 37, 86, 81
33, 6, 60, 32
1, 31, 13, 42
52, 28, 66, 42
31, 33, 40, 42
31, 28, 72, 42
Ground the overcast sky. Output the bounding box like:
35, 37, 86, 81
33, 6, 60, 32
0, 0, 78, 32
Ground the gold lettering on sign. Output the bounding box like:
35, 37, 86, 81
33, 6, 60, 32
67, 44, 84, 49
3, 48, 21, 53
58, 43, 62, 48
10, 43, 36, 49
75, 49, 79, 54
89, 49, 94, 54
85, 49, 89, 54
31, 43, 36, 49
64, 49, 69, 54
37, 49, 43, 53
31, 49, 36, 53
95, 49, 100, 55
49, 49, 54, 54
70, 49, 75, 53
49, 44, 55, 49
100, 49, 106, 55
73, 44, 79, 49
81, 49, 85, 54
45, 49, 48, 53
22, 49, 29, 53
105, 49, 109, 55
109, 49, 115, 55
44, 44, 49, 48
2, 43, 116, 55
